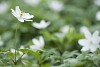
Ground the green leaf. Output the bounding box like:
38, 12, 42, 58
28, 49, 41, 61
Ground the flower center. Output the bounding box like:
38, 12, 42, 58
20, 12, 25, 17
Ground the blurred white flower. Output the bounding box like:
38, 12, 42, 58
30, 36, 44, 52
24, 0, 40, 6
96, 11, 100, 21
10, 49, 16, 53
0, 2, 9, 14
0, 36, 4, 46
11, 48, 27, 58
60, 25, 73, 34
80, 26, 91, 38
32, 20, 50, 29
78, 26, 100, 52
48, 0, 64, 12
20, 45, 24, 49
11, 6, 34, 22
94, 0, 100, 6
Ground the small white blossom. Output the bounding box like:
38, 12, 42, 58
0, 2, 9, 14
96, 11, 100, 21
10, 48, 27, 58
24, 0, 40, 6
20, 45, 24, 49
94, 0, 100, 6
78, 26, 100, 52
60, 25, 73, 34
11, 6, 34, 22
30, 36, 44, 52
48, 0, 64, 12
32, 20, 50, 29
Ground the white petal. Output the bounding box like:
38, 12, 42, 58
17, 17, 24, 22
10, 49, 15, 53
96, 11, 100, 20
92, 30, 100, 44
15, 6, 21, 15
32, 22, 42, 29
81, 46, 89, 52
78, 39, 89, 46
30, 45, 41, 52
11, 9, 19, 17
32, 38, 40, 46
40, 20, 50, 28
22, 13, 34, 19
26, 20, 33, 21
39, 36, 44, 47
90, 45, 98, 52
93, 30, 99, 38
80, 26, 92, 39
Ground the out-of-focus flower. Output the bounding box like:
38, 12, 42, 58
19, 46, 27, 58
11, 48, 27, 58
32, 20, 50, 29
48, 0, 64, 12
0, 36, 4, 46
24, 0, 40, 6
60, 25, 73, 34
20, 45, 24, 49
0, 2, 9, 14
78, 26, 100, 52
80, 26, 91, 38
11, 6, 34, 22
30, 36, 44, 52
94, 0, 100, 6
96, 11, 100, 21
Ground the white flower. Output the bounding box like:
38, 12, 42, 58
0, 2, 9, 14
48, 0, 64, 12
60, 25, 73, 34
30, 36, 44, 52
80, 26, 91, 38
32, 20, 50, 29
78, 27, 100, 52
20, 45, 24, 49
11, 6, 34, 22
96, 11, 100, 21
94, 0, 100, 6
0, 36, 4, 46
24, 0, 40, 6
10, 48, 27, 58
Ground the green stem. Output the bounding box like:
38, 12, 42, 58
14, 22, 19, 65
39, 54, 41, 67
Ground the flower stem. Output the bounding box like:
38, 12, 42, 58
14, 22, 19, 65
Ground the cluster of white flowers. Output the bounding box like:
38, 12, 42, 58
78, 26, 100, 52
11, 6, 50, 29
11, 6, 100, 53
11, 6, 47, 52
